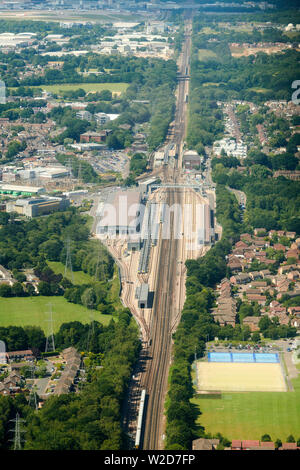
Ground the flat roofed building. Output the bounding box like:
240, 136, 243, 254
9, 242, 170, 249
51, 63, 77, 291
6, 196, 70, 217
138, 177, 159, 194
0, 184, 45, 196
137, 283, 149, 309
183, 150, 202, 169
97, 190, 143, 236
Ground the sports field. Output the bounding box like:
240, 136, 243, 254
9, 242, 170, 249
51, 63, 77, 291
192, 366, 300, 441
0, 296, 112, 333
197, 362, 286, 392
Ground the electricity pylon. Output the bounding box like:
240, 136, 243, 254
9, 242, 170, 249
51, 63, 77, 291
45, 303, 55, 353
9, 413, 26, 450
64, 238, 74, 284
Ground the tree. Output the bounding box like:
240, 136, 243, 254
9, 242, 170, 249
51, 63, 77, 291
38, 281, 52, 296
261, 434, 272, 442
0, 284, 12, 297
275, 438, 282, 449
11, 282, 25, 297
258, 315, 272, 331
24, 326, 46, 351
81, 288, 97, 310
251, 331, 260, 343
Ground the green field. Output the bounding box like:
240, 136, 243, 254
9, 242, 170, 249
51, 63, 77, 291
192, 365, 300, 441
198, 49, 218, 61
39, 83, 129, 95
203, 82, 220, 87
49, 261, 123, 311
247, 87, 272, 94
199, 27, 220, 35
48, 261, 94, 285
0, 296, 112, 333
0, 10, 143, 23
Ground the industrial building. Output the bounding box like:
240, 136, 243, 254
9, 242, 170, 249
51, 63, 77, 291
138, 177, 159, 194
127, 235, 142, 251
18, 167, 70, 181
182, 150, 202, 169
6, 196, 70, 218
136, 283, 150, 309
197, 203, 214, 245
0, 184, 45, 197
97, 190, 143, 236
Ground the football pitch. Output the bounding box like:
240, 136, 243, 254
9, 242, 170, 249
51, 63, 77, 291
192, 362, 300, 441
197, 362, 287, 392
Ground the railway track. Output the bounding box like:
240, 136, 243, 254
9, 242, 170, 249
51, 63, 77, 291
140, 18, 192, 450
121, 17, 192, 450
141, 187, 181, 449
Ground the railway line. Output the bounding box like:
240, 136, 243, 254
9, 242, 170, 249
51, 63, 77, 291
140, 18, 192, 450
141, 187, 181, 449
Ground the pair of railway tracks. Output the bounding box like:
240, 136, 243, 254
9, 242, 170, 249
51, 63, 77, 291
141, 187, 182, 449
127, 19, 192, 450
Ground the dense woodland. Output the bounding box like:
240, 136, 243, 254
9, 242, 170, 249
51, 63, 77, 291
0, 209, 123, 316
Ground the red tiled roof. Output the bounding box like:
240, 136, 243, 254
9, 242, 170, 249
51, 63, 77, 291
280, 442, 298, 450
260, 442, 275, 449
242, 440, 260, 448
231, 440, 242, 449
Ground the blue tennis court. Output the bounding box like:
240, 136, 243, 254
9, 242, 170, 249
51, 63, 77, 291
255, 353, 279, 363
208, 352, 231, 362
208, 352, 279, 363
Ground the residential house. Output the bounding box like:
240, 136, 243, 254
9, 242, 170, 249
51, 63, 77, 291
192, 438, 220, 450
230, 273, 252, 285
242, 316, 260, 331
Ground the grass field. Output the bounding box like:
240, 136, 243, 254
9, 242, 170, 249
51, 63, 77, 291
107, 265, 123, 310
0, 296, 112, 333
202, 82, 220, 87
35, 83, 129, 95
199, 27, 220, 35
0, 10, 143, 23
247, 87, 272, 94
198, 49, 218, 61
197, 362, 286, 392
192, 365, 300, 441
48, 261, 94, 285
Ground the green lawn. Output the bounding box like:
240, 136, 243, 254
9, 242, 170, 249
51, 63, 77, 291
198, 49, 218, 61
48, 261, 94, 286
38, 83, 129, 95
203, 82, 220, 87
247, 87, 272, 94
107, 265, 123, 311
0, 296, 112, 333
191, 365, 300, 441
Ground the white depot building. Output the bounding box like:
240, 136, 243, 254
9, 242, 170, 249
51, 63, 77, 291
97, 190, 144, 236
